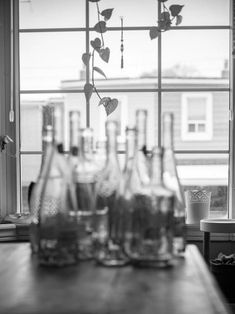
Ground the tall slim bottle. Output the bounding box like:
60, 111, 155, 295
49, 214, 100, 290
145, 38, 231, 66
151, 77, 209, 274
94, 120, 128, 266
162, 112, 186, 255
75, 128, 97, 260
68, 110, 81, 171
38, 106, 78, 267
29, 124, 54, 254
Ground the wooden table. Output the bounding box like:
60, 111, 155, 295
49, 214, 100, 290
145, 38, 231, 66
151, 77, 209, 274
0, 243, 232, 314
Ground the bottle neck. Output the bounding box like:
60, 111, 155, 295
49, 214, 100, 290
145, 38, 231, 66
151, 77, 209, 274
81, 128, 94, 160
40, 126, 53, 171
136, 110, 147, 151
151, 147, 164, 186
53, 107, 64, 154
106, 121, 119, 163
124, 128, 136, 169
69, 111, 81, 157
163, 113, 174, 149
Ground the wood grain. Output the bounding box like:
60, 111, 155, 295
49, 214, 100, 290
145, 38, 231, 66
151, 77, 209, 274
0, 243, 231, 314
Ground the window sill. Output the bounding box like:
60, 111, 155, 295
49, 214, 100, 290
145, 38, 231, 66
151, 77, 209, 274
0, 224, 29, 241
0, 222, 233, 242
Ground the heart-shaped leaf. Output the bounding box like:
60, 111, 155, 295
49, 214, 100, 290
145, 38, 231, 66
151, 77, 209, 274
99, 47, 110, 63
159, 18, 171, 31
100, 8, 114, 21
90, 37, 101, 51
160, 11, 170, 21
82, 53, 91, 66
94, 66, 106, 79
84, 83, 93, 102
169, 5, 184, 17
149, 27, 159, 40
176, 14, 183, 25
98, 97, 111, 106
94, 21, 107, 33
105, 98, 118, 116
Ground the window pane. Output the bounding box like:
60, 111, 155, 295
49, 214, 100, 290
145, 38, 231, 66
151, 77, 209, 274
21, 154, 41, 212
90, 92, 158, 150
19, 0, 85, 29
166, 0, 229, 26
177, 153, 228, 218
162, 92, 229, 150
90, 31, 158, 81
20, 93, 87, 152
20, 32, 85, 90
89, 0, 157, 27
162, 30, 229, 84
188, 99, 206, 120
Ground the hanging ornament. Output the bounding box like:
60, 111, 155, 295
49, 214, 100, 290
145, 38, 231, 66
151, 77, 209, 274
120, 17, 124, 69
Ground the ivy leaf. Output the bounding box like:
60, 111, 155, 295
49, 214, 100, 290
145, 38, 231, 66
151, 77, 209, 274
94, 66, 107, 78
160, 11, 170, 21
90, 38, 101, 51
101, 8, 114, 21
94, 21, 107, 33
82, 53, 91, 66
98, 97, 111, 106
169, 5, 184, 17
99, 47, 110, 63
176, 14, 183, 25
84, 83, 93, 102
149, 27, 159, 40
105, 98, 118, 116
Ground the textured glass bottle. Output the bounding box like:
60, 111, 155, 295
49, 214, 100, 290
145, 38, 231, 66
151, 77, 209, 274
127, 146, 174, 266
94, 120, 128, 266
29, 124, 54, 254
162, 112, 186, 255
74, 128, 97, 260
37, 106, 78, 267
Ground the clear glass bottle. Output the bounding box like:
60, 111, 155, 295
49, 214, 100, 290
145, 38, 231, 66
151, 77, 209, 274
29, 124, 54, 254
74, 128, 97, 260
125, 146, 174, 267
68, 110, 81, 170
162, 112, 186, 255
94, 120, 128, 266
37, 106, 78, 267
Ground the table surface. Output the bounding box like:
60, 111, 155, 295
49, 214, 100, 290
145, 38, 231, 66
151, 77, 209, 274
0, 243, 232, 314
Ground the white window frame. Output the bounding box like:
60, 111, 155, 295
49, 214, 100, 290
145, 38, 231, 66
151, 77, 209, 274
181, 93, 213, 141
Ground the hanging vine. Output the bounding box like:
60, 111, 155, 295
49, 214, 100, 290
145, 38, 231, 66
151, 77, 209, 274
149, 0, 184, 39
82, 0, 118, 116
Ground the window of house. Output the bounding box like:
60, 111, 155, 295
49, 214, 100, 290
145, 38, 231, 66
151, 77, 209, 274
0, 0, 232, 222
181, 93, 213, 141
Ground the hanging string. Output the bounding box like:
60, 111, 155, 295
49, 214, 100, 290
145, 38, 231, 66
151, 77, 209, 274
120, 17, 124, 69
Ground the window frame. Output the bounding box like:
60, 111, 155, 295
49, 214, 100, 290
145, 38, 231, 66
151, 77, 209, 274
0, 0, 233, 225
181, 93, 213, 141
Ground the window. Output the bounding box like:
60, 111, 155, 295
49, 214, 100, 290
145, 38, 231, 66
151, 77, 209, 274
0, 0, 233, 222
181, 93, 213, 141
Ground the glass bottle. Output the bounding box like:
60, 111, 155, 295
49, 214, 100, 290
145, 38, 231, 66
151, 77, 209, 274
37, 106, 78, 267
162, 112, 186, 255
68, 110, 81, 171
74, 128, 97, 260
94, 120, 128, 266
135, 109, 150, 186
125, 145, 174, 267
29, 124, 54, 254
